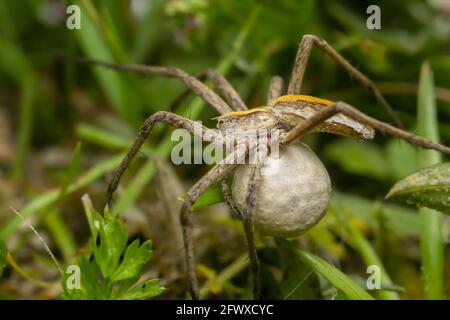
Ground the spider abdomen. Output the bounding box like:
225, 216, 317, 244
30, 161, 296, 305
232, 143, 332, 238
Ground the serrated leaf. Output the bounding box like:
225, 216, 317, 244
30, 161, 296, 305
111, 239, 153, 281
76, 195, 162, 300
386, 162, 450, 213
0, 241, 6, 278
62, 256, 102, 300
110, 276, 141, 299
93, 213, 128, 278
120, 279, 165, 300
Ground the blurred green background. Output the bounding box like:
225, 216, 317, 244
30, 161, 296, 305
0, 0, 449, 299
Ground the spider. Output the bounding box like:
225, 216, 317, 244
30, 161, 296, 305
79, 34, 450, 299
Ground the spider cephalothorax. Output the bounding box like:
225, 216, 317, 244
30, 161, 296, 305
216, 107, 279, 133
78, 34, 450, 299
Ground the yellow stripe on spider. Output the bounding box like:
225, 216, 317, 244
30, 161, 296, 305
273, 95, 334, 106
217, 107, 271, 119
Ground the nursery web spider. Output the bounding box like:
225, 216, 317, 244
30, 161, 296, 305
79, 34, 450, 299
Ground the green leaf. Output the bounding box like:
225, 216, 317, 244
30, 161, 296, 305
92, 210, 128, 278
386, 162, 450, 213
76, 124, 146, 151
385, 139, 418, 181
120, 279, 165, 300
111, 239, 153, 281
82, 197, 102, 241
279, 239, 374, 300
192, 183, 224, 209
74, 195, 163, 300
324, 139, 388, 180
0, 241, 6, 278
62, 256, 101, 300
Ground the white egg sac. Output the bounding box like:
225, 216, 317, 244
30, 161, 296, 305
232, 143, 332, 238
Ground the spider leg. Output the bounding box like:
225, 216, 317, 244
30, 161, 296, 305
170, 69, 247, 112
282, 101, 450, 155
267, 75, 284, 106
106, 111, 224, 207
287, 34, 402, 128
221, 167, 262, 299
180, 145, 247, 299
77, 58, 234, 115
221, 177, 243, 219
242, 164, 262, 299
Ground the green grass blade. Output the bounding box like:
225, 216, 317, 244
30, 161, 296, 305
417, 62, 445, 299
11, 79, 34, 180
279, 239, 374, 300
333, 209, 399, 300
76, 124, 155, 158
76, 124, 135, 150
58, 142, 83, 202
0, 36, 36, 180
74, 0, 141, 125
40, 142, 83, 261
131, 0, 165, 62
43, 210, 76, 262
0, 240, 6, 278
